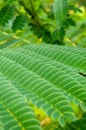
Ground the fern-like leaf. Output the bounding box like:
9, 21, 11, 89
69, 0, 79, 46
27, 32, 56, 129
12, 15, 27, 31
0, 44, 86, 129
0, 5, 15, 26
0, 72, 41, 130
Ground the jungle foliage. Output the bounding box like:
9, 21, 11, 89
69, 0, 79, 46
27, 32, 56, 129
0, 44, 86, 130
0, 0, 86, 47
0, 0, 86, 130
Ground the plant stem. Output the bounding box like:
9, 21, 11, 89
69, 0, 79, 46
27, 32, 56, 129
19, 0, 42, 25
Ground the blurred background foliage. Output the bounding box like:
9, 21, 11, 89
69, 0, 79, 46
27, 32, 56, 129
0, 0, 86, 48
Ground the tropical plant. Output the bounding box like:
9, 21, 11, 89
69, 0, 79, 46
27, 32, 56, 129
0, 0, 85, 46
0, 0, 86, 130
0, 43, 86, 130
65, 6, 86, 47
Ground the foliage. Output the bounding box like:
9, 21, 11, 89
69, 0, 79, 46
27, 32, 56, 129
0, 43, 86, 130
0, 0, 85, 46
65, 6, 86, 47
0, 0, 86, 130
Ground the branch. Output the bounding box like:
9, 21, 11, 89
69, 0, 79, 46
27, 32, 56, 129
19, 0, 42, 25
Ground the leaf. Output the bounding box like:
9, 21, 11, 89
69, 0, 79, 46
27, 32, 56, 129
12, 15, 27, 32
79, 38, 86, 47
53, 0, 69, 26
0, 5, 15, 26
67, 18, 76, 26
0, 44, 86, 129
69, 5, 82, 13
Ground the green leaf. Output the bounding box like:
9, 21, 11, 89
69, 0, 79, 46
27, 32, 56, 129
0, 5, 15, 26
58, 115, 65, 127
79, 38, 86, 47
69, 5, 82, 13
0, 44, 86, 129
12, 15, 27, 32
67, 18, 76, 26
53, 0, 69, 26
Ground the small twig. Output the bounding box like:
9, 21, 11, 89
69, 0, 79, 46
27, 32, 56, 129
19, 0, 42, 25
